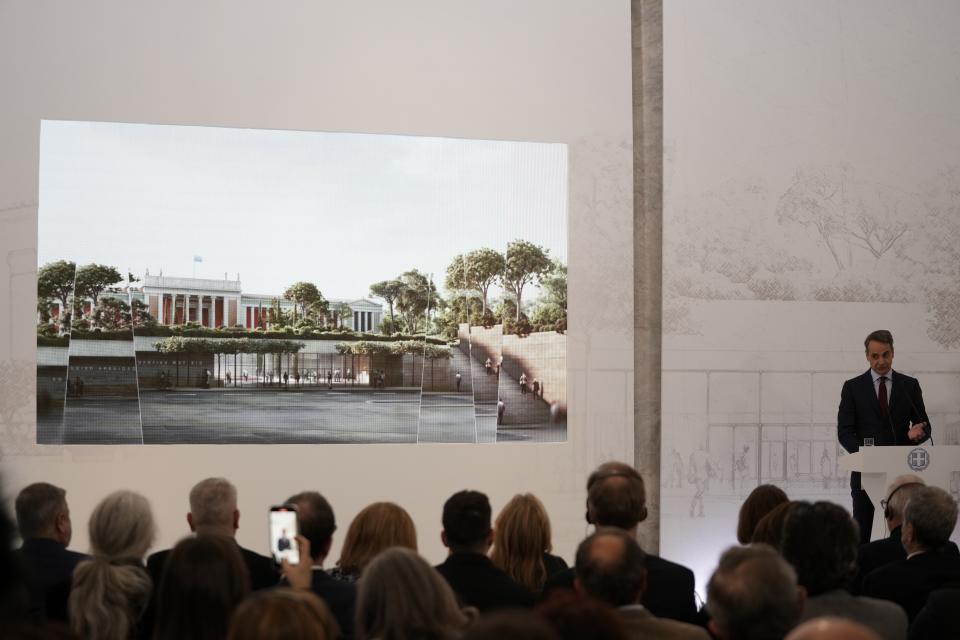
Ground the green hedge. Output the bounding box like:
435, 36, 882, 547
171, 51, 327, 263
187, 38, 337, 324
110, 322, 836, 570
133, 324, 447, 345
37, 335, 69, 347
67, 329, 134, 341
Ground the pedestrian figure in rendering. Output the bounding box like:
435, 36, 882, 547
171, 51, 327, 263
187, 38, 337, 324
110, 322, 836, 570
295, 372, 301, 387
532, 379, 540, 397
519, 372, 528, 395
498, 399, 505, 425
456, 371, 462, 392
327, 370, 333, 385
283, 371, 289, 387
485, 357, 492, 375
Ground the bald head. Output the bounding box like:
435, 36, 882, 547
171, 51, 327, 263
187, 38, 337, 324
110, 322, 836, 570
786, 618, 880, 640
574, 528, 646, 606
883, 474, 924, 529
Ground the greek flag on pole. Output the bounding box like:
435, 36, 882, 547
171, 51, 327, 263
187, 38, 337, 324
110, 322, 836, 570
193, 256, 203, 263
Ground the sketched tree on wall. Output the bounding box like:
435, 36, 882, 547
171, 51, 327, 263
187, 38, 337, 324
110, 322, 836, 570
665, 162, 960, 345
776, 166, 849, 271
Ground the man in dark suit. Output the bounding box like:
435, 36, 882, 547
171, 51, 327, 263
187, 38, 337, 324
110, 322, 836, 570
853, 474, 958, 592
575, 528, 709, 640
838, 330, 931, 544
543, 462, 698, 624
13, 482, 88, 620
862, 486, 960, 621
285, 490, 356, 637
435, 490, 534, 612
147, 477, 278, 591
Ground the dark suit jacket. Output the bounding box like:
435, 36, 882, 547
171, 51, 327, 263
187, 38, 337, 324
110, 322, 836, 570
15, 538, 88, 620
309, 568, 356, 639
542, 555, 697, 624
838, 370, 931, 490
855, 526, 960, 593
862, 550, 960, 621
147, 540, 279, 591
910, 587, 960, 640
435, 552, 535, 613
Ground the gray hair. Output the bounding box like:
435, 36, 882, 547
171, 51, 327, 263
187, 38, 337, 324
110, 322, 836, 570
15, 482, 67, 539
189, 477, 238, 529
69, 490, 155, 640
904, 486, 959, 550
884, 474, 924, 520
707, 544, 802, 640
356, 547, 468, 640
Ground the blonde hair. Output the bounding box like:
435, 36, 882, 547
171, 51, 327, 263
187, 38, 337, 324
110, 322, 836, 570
338, 502, 417, 575
356, 547, 468, 640
489, 493, 552, 591
228, 589, 338, 640
69, 490, 156, 640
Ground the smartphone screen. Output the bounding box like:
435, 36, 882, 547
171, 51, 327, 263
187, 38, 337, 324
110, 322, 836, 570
269, 505, 300, 565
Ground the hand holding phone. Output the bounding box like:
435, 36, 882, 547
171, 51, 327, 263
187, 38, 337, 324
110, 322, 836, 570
269, 505, 300, 566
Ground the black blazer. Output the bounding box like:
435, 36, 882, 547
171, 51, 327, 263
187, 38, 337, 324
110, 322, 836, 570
541, 554, 697, 624
436, 552, 535, 613
910, 587, 960, 640
147, 541, 279, 591
838, 370, 931, 489
309, 568, 357, 639
16, 538, 88, 620
854, 526, 959, 594
862, 551, 960, 621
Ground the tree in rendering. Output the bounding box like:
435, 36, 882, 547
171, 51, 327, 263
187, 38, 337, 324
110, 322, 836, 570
74, 264, 122, 308
502, 240, 551, 321
37, 260, 77, 323
369, 279, 405, 323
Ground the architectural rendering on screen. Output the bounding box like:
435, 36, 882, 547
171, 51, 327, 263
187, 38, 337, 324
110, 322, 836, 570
36, 120, 568, 445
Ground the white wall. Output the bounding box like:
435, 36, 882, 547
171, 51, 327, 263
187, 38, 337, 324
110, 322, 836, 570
662, 0, 960, 593
0, 0, 635, 563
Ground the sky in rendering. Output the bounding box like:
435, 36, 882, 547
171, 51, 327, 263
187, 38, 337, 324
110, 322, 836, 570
38, 120, 567, 303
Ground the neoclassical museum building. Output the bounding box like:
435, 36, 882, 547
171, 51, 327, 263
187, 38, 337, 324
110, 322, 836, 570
90, 273, 384, 332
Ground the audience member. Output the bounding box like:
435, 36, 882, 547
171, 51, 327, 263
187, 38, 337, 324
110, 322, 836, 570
862, 486, 960, 621
908, 587, 960, 640
285, 490, 356, 637
68, 490, 156, 640
737, 485, 788, 544
543, 462, 697, 624
537, 591, 629, 640
780, 501, 906, 640
227, 588, 338, 640
153, 535, 251, 640
574, 528, 708, 639
13, 482, 87, 620
331, 501, 417, 583
147, 478, 277, 591
3, 480, 81, 640
490, 493, 568, 593
750, 501, 801, 550
706, 544, 804, 640
435, 490, 534, 612
785, 618, 881, 640
854, 475, 958, 593
461, 610, 559, 640
356, 547, 472, 640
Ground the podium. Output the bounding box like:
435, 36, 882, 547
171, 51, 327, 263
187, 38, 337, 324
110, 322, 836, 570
840, 445, 960, 542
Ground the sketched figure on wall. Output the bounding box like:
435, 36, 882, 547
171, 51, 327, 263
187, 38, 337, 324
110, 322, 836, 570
820, 446, 833, 490
670, 448, 684, 488
788, 447, 799, 479
734, 445, 750, 491
950, 471, 960, 503
688, 446, 720, 518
